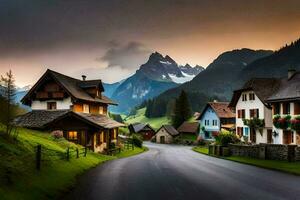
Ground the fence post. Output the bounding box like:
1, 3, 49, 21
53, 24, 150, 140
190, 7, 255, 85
66, 147, 70, 161
36, 144, 41, 170
76, 148, 79, 158
84, 147, 87, 157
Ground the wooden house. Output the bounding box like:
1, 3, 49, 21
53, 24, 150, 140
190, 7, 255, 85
128, 123, 155, 140
177, 121, 199, 137
15, 69, 124, 153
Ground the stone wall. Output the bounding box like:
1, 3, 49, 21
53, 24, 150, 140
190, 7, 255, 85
295, 146, 300, 161
228, 143, 300, 161
228, 144, 260, 158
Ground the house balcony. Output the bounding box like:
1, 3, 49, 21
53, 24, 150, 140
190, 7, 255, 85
36, 91, 65, 100
273, 114, 300, 131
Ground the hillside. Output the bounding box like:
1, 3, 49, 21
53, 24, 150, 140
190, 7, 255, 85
124, 108, 171, 130
240, 38, 300, 81
0, 125, 145, 199
148, 48, 273, 113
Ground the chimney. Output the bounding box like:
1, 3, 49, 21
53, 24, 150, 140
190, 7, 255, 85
288, 68, 296, 79
82, 75, 86, 81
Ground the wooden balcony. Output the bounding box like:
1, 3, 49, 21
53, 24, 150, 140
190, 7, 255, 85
36, 91, 48, 99
52, 92, 64, 99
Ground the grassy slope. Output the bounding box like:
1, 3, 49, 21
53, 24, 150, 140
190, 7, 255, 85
192, 146, 300, 175
0, 125, 145, 200
124, 108, 171, 130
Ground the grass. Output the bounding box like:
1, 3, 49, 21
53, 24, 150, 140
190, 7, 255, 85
179, 134, 197, 141
124, 108, 171, 130
116, 146, 148, 158
0, 125, 146, 200
192, 146, 300, 176
193, 146, 209, 154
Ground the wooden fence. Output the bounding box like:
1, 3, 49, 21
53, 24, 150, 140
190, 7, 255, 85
35, 144, 87, 170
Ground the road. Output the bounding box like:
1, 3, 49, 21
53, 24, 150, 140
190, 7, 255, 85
65, 142, 300, 200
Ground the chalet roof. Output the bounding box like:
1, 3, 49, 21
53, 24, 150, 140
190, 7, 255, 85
229, 78, 280, 108
267, 72, 300, 102
128, 123, 154, 133
14, 110, 69, 129
74, 112, 125, 129
177, 122, 199, 133
197, 102, 235, 120
22, 69, 116, 105
15, 110, 124, 129
157, 125, 179, 136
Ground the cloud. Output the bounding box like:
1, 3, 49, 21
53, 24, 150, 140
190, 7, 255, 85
100, 41, 151, 70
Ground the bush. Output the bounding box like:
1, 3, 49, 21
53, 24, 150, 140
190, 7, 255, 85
51, 130, 63, 139
197, 136, 206, 146
215, 131, 239, 146
150, 136, 156, 143
132, 134, 143, 147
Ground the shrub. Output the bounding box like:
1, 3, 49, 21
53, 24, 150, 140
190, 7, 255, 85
273, 115, 291, 129
132, 134, 143, 147
51, 130, 63, 139
291, 116, 300, 131
150, 136, 156, 143
215, 131, 239, 146
197, 136, 206, 146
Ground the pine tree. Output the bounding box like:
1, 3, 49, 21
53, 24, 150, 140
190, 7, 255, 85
172, 90, 192, 128
0, 70, 17, 136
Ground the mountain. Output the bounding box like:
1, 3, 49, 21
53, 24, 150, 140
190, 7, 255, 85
110, 52, 203, 113
240, 38, 300, 81
103, 81, 124, 98
148, 48, 273, 113
179, 64, 204, 76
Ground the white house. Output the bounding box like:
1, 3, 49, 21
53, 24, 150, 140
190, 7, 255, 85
266, 69, 300, 145
229, 78, 280, 144
197, 102, 235, 140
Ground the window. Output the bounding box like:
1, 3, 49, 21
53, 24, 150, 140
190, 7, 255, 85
294, 102, 300, 115
237, 109, 245, 118
99, 106, 104, 114
212, 120, 218, 126
237, 127, 243, 137
204, 120, 210, 126
83, 104, 90, 113
244, 127, 249, 136
242, 94, 247, 101
282, 103, 290, 114
249, 93, 255, 101
250, 109, 259, 118
47, 102, 57, 110
273, 103, 281, 115
68, 131, 77, 140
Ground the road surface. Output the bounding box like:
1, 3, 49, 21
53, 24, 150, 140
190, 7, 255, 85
65, 142, 300, 200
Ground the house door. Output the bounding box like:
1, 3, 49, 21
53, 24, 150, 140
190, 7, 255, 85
160, 136, 165, 144
283, 131, 293, 144
250, 128, 256, 143
267, 129, 272, 144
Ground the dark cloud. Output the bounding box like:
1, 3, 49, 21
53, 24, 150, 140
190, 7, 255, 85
100, 41, 151, 70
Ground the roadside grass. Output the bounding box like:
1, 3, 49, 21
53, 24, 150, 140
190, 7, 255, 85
124, 108, 171, 130
193, 146, 209, 154
0, 125, 147, 200
116, 146, 148, 158
192, 146, 300, 176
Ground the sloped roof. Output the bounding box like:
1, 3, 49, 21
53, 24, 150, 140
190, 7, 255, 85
22, 69, 116, 105
15, 110, 124, 129
74, 112, 125, 129
14, 110, 69, 129
267, 72, 300, 102
198, 102, 235, 120
157, 125, 179, 136
229, 78, 280, 108
129, 123, 154, 133
177, 122, 199, 133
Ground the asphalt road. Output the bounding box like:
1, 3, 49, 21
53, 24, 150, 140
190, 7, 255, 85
65, 142, 300, 200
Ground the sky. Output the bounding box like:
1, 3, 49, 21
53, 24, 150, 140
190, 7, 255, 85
0, 0, 300, 87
